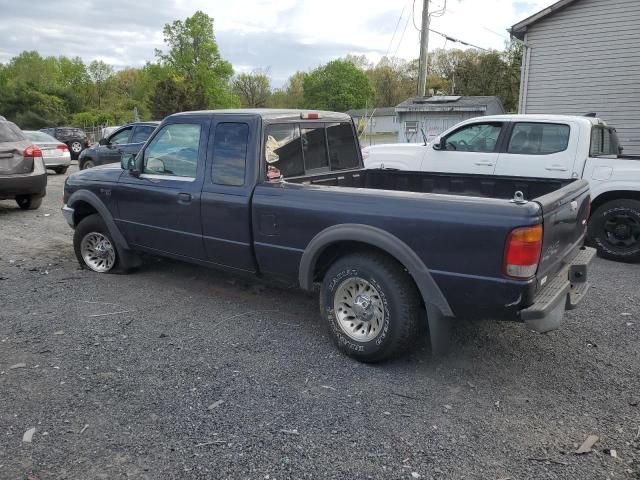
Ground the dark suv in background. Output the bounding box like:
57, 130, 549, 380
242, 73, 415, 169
78, 121, 159, 170
40, 127, 89, 160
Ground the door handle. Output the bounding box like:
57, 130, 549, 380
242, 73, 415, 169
474, 161, 494, 166
545, 165, 568, 171
177, 192, 192, 204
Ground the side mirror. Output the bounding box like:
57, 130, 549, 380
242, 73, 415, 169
433, 137, 445, 150
121, 154, 141, 177
99, 138, 109, 146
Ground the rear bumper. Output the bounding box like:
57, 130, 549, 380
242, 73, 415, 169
0, 160, 47, 200
44, 156, 71, 168
520, 247, 596, 332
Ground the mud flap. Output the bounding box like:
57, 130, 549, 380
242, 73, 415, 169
427, 304, 452, 355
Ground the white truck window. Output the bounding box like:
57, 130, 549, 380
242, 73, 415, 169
590, 127, 619, 157
445, 123, 502, 152
507, 123, 570, 155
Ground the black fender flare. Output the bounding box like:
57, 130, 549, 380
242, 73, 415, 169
298, 224, 454, 317
67, 189, 130, 250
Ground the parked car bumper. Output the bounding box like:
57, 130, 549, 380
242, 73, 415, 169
62, 204, 75, 228
0, 158, 48, 200
43, 153, 71, 168
520, 246, 596, 332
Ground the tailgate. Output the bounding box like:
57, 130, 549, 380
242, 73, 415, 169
0, 141, 32, 175
535, 179, 590, 284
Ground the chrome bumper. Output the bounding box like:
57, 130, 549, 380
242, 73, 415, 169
62, 204, 75, 228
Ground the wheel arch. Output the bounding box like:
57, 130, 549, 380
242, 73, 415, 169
67, 190, 129, 250
298, 224, 454, 317
591, 190, 640, 215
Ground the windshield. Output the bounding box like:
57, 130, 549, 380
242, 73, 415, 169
24, 131, 59, 143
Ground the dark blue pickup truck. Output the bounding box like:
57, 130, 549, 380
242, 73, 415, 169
62, 109, 595, 362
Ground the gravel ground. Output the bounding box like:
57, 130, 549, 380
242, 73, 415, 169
1, 165, 639, 480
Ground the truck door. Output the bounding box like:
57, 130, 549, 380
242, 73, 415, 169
422, 121, 503, 174
200, 115, 260, 272
494, 121, 577, 179
116, 119, 208, 259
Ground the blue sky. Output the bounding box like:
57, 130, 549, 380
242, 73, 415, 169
0, 0, 554, 86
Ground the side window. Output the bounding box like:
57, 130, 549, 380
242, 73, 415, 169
143, 123, 201, 178
264, 124, 304, 179
301, 125, 329, 171
507, 122, 570, 155
131, 126, 156, 144
444, 123, 502, 152
212, 123, 249, 186
327, 122, 359, 170
590, 127, 619, 157
110, 127, 133, 145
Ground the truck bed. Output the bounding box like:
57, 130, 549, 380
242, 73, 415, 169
288, 169, 574, 202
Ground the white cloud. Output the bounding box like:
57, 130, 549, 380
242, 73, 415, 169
0, 0, 556, 85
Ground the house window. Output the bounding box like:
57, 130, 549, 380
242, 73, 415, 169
405, 121, 419, 133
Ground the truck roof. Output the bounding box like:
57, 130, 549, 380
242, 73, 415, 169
480, 114, 609, 127
170, 109, 352, 124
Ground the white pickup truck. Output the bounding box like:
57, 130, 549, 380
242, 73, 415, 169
363, 114, 640, 262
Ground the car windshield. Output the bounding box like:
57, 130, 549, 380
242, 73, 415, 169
24, 131, 59, 143
0, 121, 26, 142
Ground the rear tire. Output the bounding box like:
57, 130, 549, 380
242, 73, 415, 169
54, 166, 68, 175
68, 141, 84, 160
73, 214, 137, 273
15, 195, 43, 210
588, 199, 640, 263
320, 252, 421, 362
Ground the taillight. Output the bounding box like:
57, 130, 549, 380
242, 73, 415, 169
23, 145, 43, 158
56, 144, 69, 152
504, 224, 543, 279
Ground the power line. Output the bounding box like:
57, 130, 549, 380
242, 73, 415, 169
429, 27, 488, 51
385, 1, 410, 59
393, 4, 414, 58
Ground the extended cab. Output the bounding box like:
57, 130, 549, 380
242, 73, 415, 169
62, 109, 595, 362
363, 115, 640, 262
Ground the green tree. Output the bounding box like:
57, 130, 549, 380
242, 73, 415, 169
155, 10, 234, 109
303, 60, 374, 112
88, 60, 113, 109
268, 71, 306, 108
232, 70, 271, 107
149, 75, 192, 119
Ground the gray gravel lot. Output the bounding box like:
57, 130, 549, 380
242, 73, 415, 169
1, 166, 639, 480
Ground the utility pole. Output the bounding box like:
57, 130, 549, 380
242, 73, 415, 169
417, 0, 430, 97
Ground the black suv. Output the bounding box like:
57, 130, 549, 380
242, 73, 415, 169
78, 122, 159, 170
40, 127, 89, 160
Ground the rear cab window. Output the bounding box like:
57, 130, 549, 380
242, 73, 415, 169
264, 122, 359, 180
507, 122, 570, 155
590, 126, 619, 157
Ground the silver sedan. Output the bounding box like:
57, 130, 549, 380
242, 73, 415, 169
23, 130, 72, 174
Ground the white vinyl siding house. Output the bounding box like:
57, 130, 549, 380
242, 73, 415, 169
347, 108, 399, 135
511, 0, 640, 154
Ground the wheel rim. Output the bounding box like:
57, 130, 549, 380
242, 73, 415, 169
333, 277, 385, 342
71, 141, 83, 153
81, 232, 116, 272
83, 160, 95, 169
603, 213, 640, 249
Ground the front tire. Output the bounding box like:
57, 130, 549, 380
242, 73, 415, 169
74, 214, 133, 273
320, 252, 420, 362
15, 195, 43, 210
588, 199, 640, 263
80, 158, 95, 170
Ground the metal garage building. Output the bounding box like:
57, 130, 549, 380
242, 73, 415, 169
511, 0, 640, 154
394, 96, 505, 143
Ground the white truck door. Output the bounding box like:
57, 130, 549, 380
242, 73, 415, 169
421, 121, 503, 174
494, 121, 577, 179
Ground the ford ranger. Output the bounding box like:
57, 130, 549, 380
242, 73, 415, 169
62, 109, 595, 362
